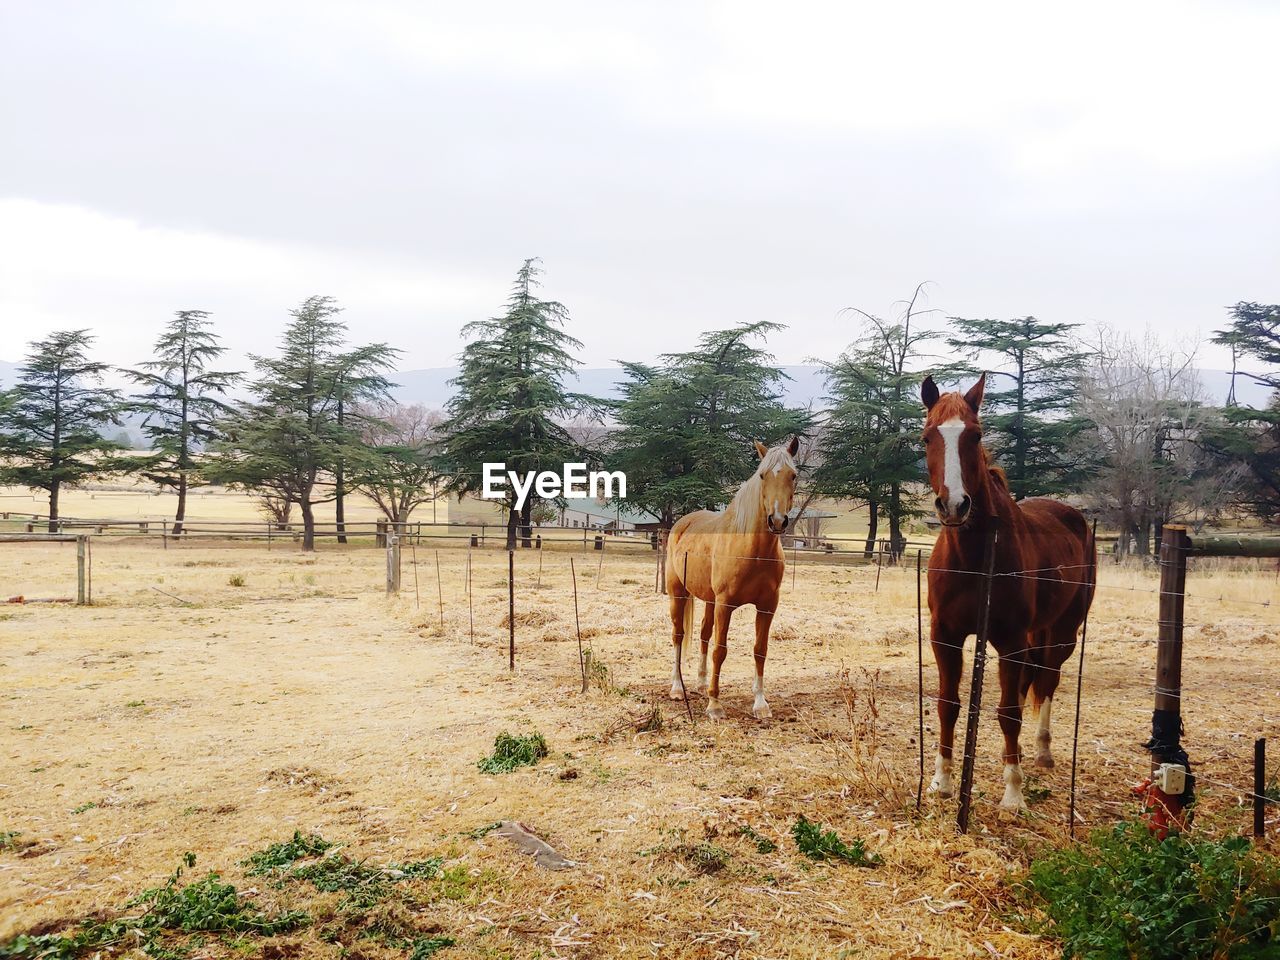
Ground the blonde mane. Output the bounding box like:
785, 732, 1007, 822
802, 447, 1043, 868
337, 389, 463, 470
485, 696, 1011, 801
727, 446, 794, 534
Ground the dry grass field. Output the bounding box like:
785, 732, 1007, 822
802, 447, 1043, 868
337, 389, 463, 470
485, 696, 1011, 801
2, 535, 1278, 959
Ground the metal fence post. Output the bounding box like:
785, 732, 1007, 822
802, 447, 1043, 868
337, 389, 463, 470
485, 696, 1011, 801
957, 520, 999, 834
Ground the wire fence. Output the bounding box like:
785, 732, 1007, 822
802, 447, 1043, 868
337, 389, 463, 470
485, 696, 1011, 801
4, 518, 1276, 844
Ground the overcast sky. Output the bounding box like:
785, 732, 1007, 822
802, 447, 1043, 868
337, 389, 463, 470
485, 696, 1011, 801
2, 1, 1276, 375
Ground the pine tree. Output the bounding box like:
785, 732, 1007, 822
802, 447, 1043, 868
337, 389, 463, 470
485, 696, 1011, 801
438, 260, 599, 549
126, 311, 240, 535
331, 345, 397, 543
813, 297, 939, 558
945, 315, 1089, 499
609, 322, 808, 527
0, 330, 128, 531
1204, 302, 1280, 521
208, 297, 396, 550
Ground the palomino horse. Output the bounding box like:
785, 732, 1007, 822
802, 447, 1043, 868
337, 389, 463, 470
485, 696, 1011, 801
921, 374, 1095, 814
666, 438, 799, 720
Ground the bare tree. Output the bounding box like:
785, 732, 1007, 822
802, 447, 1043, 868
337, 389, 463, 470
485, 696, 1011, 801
350, 402, 444, 526
1077, 327, 1228, 557
254, 492, 293, 528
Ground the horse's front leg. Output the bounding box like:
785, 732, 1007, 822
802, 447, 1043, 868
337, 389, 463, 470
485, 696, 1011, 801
752, 608, 773, 719
929, 624, 965, 797
996, 646, 1029, 816
668, 592, 690, 701
705, 599, 732, 720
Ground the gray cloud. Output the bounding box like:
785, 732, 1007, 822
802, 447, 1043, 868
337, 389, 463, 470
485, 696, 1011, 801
2, 2, 1276, 371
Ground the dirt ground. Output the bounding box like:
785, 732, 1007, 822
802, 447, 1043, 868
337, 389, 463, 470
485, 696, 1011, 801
2, 537, 1278, 959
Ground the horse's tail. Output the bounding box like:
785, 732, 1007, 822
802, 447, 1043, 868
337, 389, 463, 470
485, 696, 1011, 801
682, 591, 696, 663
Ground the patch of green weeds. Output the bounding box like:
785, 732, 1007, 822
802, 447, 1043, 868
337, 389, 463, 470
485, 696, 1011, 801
70, 802, 97, 815
1018, 820, 1280, 960
0, 853, 307, 960
242, 831, 333, 875
227, 575, 246, 588
476, 732, 548, 774
736, 824, 777, 854
242, 833, 447, 912
792, 816, 880, 867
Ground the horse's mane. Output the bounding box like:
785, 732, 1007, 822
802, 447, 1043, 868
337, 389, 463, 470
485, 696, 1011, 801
727, 446, 794, 534
987, 462, 1009, 492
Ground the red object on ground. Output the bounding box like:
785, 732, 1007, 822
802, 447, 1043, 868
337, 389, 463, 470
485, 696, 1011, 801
1133, 777, 1186, 838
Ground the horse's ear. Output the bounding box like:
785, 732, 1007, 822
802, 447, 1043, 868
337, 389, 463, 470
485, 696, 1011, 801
753, 440, 769, 459
787, 436, 800, 456
921, 375, 940, 410
964, 373, 986, 413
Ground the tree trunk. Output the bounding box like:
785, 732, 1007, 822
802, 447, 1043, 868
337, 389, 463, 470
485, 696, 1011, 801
864, 499, 879, 559
1134, 520, 1151, 559
301, 498, 316, 552
887, 482, 903, 564
506, 505, 518, 551
173, 473, 188, 536
519, 499, 533, 548
48, 481, 60, 534
335, 463, 347, 544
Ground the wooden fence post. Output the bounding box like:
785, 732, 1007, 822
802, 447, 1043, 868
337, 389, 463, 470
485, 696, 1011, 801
76, 535, 88, 605
507, 550, 515, 671
956, 520, 999, 834
571, 556, 586, 692
386, 535, 401, 594
1146, 523, 1193, 831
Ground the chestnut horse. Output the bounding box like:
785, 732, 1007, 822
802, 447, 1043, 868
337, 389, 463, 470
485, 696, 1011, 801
921, 374, 1095, 814
666, 438, 799, 720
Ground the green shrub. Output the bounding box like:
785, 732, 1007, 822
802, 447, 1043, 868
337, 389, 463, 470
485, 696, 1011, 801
0, 854, 307, 960
477, 732, 548, 774
791, 815, 880, 867
242, 830, 332, 875
1020, 821, 1280, 959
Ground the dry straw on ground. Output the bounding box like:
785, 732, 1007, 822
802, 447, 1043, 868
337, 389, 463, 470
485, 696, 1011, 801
1, 537, 1277, 958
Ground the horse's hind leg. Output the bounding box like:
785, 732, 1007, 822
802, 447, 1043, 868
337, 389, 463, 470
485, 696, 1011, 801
996, 647, 1030, 815
1033, 622, 1078, 769
705, 600, 732, 720
751, 607, 773, 719
698, 601, 714, 694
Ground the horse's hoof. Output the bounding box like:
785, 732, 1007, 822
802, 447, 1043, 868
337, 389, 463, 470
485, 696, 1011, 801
1034, 751, 1055, 770
669, 684, 686, 701
706, 700, 727, 721
928, 781, 953, 799
753, 701, 772, 720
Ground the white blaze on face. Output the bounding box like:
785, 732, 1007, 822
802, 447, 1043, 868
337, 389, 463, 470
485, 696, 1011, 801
938, 418, 966, 511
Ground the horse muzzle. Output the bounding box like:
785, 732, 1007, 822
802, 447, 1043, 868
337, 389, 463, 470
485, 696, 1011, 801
934, 495, 972, 527
767, 516, 789, 535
